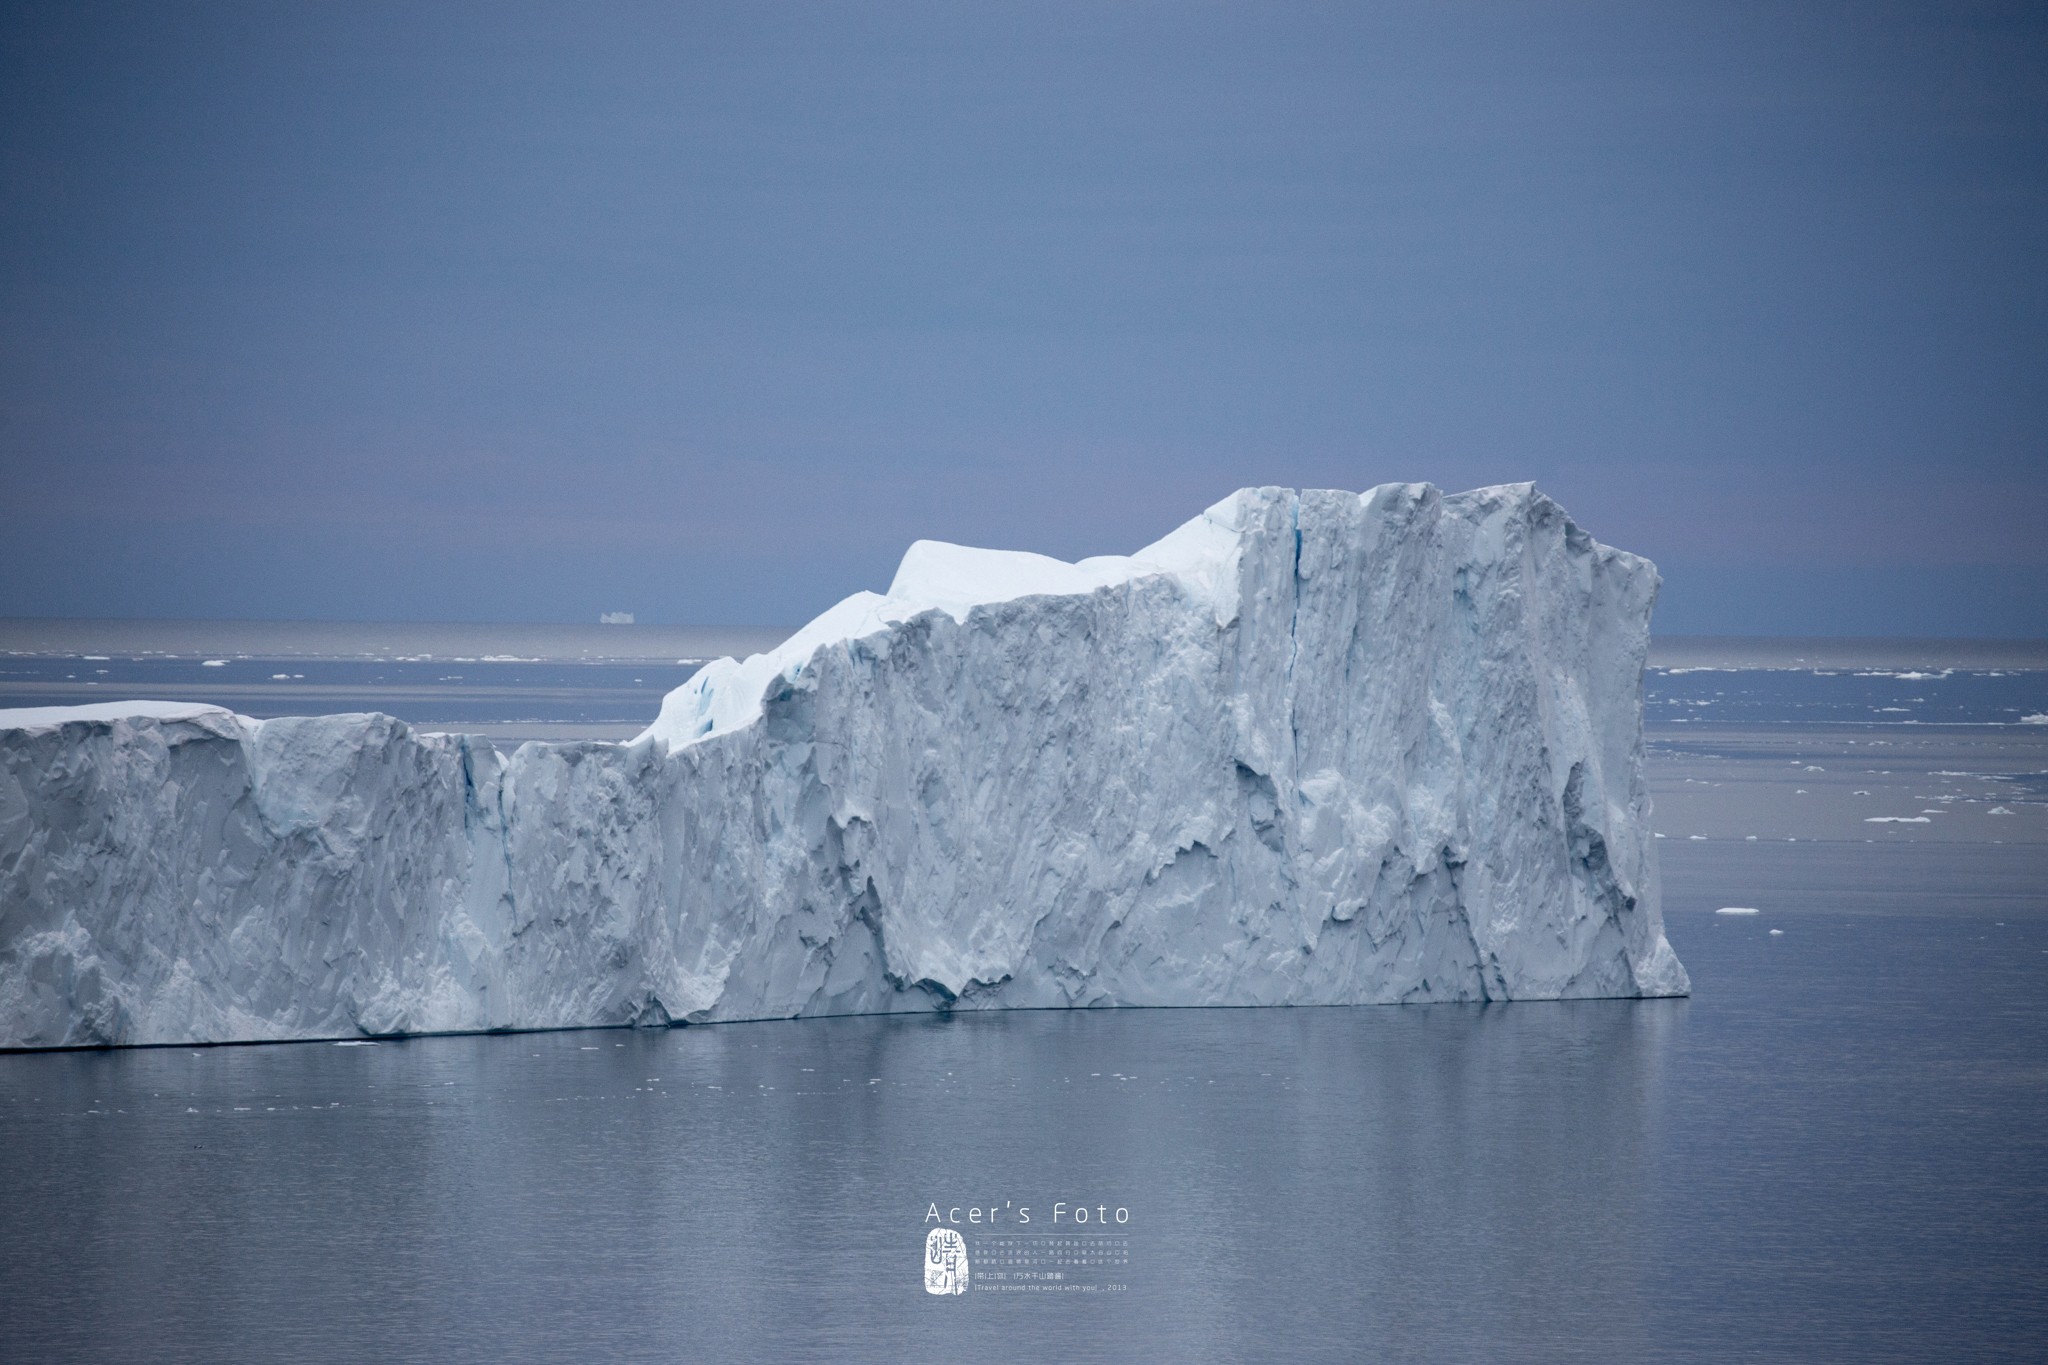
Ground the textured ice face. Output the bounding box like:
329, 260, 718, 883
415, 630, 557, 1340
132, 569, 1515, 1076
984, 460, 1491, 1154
0, 484, 1687, 1047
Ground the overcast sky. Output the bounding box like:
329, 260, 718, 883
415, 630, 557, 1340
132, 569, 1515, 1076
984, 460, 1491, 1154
2, 1, 2043, 633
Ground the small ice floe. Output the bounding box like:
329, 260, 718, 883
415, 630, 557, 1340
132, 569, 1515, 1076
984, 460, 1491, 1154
332, 1039, 378, 1046
1715, 907, 1761, 916
1688, 834, 1707, 841
2022, 714, 2048, 726
271, 673, 291, 680
1769, 929, 1784, 936
1865, 816, 1930, 823
1988, 806, 2015, 816
202, 659, 228, 668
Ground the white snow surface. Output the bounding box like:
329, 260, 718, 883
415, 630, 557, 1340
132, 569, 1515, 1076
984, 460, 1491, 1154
0, 700, 232, 732
0, 484, 1688, 1047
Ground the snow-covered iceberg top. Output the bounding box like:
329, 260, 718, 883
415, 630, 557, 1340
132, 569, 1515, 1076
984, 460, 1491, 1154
0, 483, 1686, 1048
0, 700, 232, 733
640, 488, 1255, 749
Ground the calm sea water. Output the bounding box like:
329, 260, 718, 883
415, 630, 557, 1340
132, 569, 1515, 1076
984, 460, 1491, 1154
2, 627, 2045, 1361
1647, 664, 2048, 729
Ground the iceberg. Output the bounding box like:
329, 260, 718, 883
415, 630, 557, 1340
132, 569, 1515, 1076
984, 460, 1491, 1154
0, 484, 1687, 1048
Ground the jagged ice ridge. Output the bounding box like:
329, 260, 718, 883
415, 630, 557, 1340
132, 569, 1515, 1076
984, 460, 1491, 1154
0, 485, 1688, 1047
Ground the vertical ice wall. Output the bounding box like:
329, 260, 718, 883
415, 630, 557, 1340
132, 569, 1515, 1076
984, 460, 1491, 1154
0, 484, 1686, 1047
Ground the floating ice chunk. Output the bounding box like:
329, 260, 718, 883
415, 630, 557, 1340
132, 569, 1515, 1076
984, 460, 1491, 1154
1715, 907, 1761, 916
1988, 807, 2015, 815
2022, 714, 2048, 726
332, 1039, 378, 1046
1865, 816, 1931, 824
1769, 929, 1784, 936
202, 659, 228, 667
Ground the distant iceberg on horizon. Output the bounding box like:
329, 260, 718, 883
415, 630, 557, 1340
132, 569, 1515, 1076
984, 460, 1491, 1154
0, 484, 1687, 1048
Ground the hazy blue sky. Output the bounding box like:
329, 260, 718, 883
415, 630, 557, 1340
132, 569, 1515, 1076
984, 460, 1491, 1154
2, 1, 2043, 633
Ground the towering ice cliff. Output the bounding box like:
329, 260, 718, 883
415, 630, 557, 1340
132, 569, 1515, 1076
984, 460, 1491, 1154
0, 485, 1687, 1047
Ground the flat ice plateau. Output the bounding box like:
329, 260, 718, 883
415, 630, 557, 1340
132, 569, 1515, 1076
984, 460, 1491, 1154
0, 485, 1687, 1047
